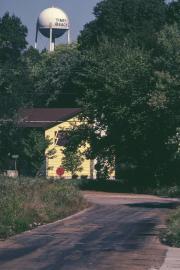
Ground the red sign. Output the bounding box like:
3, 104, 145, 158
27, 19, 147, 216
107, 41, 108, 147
56, 167, 65, 176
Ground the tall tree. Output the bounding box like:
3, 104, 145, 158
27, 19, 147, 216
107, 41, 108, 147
67, 32, 180, 184
65, 0, 180, 185
68, 42, 153, 180
0, 13, 42, 174
167, 0, 180, 25
32, 44, 80, 108
150, 22, 180, 182
0, 13, 29, 119
78, 0, 167, 50
0, 12, 27, 63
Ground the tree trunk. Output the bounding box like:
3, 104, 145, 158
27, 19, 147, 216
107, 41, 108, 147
115, 150, 121, 180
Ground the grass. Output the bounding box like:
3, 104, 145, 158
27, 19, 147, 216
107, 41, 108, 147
160, 207, 180, 248
0, 176, 88, 239
151, 184, 180, 248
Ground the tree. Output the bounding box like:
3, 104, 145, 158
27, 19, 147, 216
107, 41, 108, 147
20, 130, 48, 176
0, 13, 46, 175
66, 31, 180, 184
167, 0, 180, 26
68, 42, 153, 179
64, 0, 180, 185
78, 0, 167, 50
32, 44, 81, 108
0, 12, 27, 63
61, 149, 84, 177
0, 13, 30, 119
0, 61, 31, 119
149, 22, 180, 183
0, 13, 29, 171
21, 46, 42, 107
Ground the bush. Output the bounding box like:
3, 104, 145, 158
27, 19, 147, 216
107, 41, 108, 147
68, 179, 156, 194
0, 177, 88, 238
68, 179, 128, 193
151, 185, 180, 198
160, 207, 180, 247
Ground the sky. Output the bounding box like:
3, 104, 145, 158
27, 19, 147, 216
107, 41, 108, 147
0, 0, 100, 50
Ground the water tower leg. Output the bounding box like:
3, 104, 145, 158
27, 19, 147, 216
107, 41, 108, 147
49, 28, 55, 52
67, 29, 71, 45
35, 24, 38, 49
52, 38, 55, 51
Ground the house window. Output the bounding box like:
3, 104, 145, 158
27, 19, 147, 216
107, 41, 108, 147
55, 131, 69, 146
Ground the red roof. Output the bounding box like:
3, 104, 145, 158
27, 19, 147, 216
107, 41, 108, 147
18, 108, 81, 128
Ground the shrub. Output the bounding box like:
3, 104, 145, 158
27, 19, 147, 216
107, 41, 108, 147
151, 185, 180, 198
0, 177, 87, 238
161, 207, 180, 247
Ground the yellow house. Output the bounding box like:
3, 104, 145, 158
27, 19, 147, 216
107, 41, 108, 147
19, 108, 96, 179
45, 117, 95, 179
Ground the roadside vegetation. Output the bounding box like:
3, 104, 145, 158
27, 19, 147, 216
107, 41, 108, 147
0, 176, 88, 239
151, 185, 180, 198
68, 179, 180, 197
160, 207, 180, 248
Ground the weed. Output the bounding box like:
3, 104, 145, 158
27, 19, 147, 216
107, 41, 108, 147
0, 177, 87, 238
160, 207, 180, 247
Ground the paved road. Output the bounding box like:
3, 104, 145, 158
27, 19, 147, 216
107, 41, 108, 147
0, 192, 178, 270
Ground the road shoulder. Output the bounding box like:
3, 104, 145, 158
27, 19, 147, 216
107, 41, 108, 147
159, 247, 180, 270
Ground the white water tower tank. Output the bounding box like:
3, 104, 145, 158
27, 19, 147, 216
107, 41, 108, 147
35, 6, 70, 52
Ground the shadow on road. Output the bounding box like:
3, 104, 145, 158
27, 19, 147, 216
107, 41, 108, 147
125, 201, 178, 209
0, 199, 173, 270
0, 236, 53, 263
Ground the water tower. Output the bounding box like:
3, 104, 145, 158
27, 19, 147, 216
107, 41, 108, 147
35, 6, 70, 52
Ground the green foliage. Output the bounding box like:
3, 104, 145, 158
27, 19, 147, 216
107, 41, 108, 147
154, 23, 180, 116
0, 177, 87, 238
71, 41, 156, 180
78, 0, 167, 50
0, 125, 47, 176
42, 182, 86, 220
167, 0, 180, 26
1, 128, 19, 172
1, 1, 180, 186
0, 13, 46, 176
0, 12, 27, 62
168, 128, 180, 160
20, 130, 49, 176
0, 61, 31, 118
23, 46, 42, 68
161, 207, 180, 247
0, 13, 28, 171
69, 1, 180, 185
68, 179, 131, 193
94, 156, 113, 180
32, 44, 80, 107
0, 15, 31, 119
61, 149, 84, 177
152, 185, 180, 198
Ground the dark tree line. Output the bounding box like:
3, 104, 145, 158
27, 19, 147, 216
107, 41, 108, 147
1, 0, 180, 184
66, 0, 180, 186
0, 13, 46, 175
